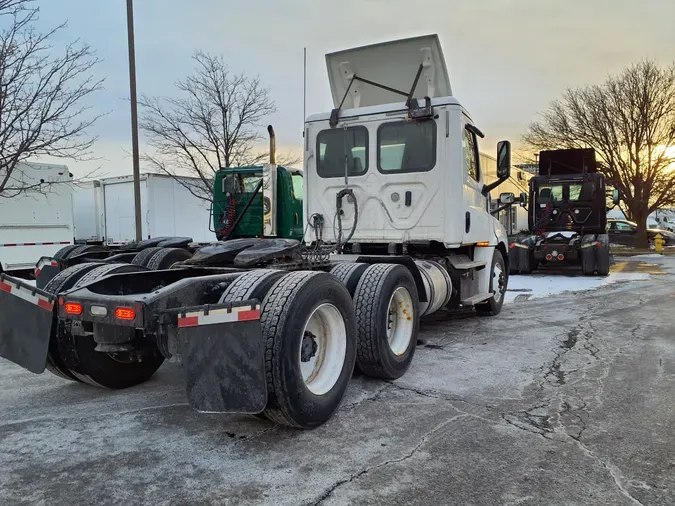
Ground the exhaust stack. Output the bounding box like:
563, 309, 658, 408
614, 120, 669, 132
267, 125, 276, 165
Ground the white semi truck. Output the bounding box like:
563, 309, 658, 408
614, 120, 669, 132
0, 35, 513, 429
0, 163, 74, 274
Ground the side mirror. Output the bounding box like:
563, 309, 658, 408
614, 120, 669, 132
612, 188, 620, 205
497, 141, 511, 179
519, 192, 528, 207
499, 192, 515, 205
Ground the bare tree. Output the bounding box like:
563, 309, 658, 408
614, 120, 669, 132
0, 0, 104, 198
139, 51, 300, 201
524, 60, 675, 247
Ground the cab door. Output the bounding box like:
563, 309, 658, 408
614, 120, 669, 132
462, 119, 490, 244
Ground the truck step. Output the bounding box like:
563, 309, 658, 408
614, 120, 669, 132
460, 292, 493, 306
453, 260, 487, 270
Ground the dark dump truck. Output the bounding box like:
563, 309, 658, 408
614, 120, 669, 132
509, 148, 618, 276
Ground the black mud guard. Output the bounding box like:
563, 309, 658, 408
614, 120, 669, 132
173, 300, 267, 414
35, 256, 62, 289
0, 274, 56, 373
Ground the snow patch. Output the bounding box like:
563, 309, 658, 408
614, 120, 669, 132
505, 271, 649, 304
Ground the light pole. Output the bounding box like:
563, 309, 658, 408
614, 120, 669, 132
126, 0, 143, 242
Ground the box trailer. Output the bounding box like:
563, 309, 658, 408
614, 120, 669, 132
0, 163, 74, 273
73, 181, 104, 244
99, 173, 213, 246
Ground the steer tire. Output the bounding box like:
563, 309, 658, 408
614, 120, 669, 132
57, 263, 164, 389
219, 269, 289, 304
353, 264, 419, 380
596, 234, 610, 277
43, 262, 104, 381
259, 271, 356, 429
131, 247, 164, 267
146, 248, 193, 270
330, 262, 369, 296
476, 250, 508, 316
53, 244, 80, 261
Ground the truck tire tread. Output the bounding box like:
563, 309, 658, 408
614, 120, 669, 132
260, 271, 356, 428
146, 248, 193, 270
131, 247, 164, 267
353, 263, 419, 380
43, 262, 104, 381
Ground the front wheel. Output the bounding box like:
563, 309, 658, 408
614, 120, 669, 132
477, 250, 507, 316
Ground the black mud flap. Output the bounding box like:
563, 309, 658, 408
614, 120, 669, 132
0, 274, 56, 373
176, 301, 267, 414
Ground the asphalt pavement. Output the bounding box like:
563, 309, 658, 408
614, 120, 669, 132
1, 257, 674, 506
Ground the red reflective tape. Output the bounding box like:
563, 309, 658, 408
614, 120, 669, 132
37, 298, 53, 311
3, 244, 17, 247
177, 316, 199, 328
0, 281, 11, 293
237, 309, 261, 322
24, 242, 36, 246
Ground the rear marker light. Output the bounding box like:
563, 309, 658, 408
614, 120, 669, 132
557, 254, 564, 261
115, 307, 136, 320
546, 254, 553, 261
90, 305, 108, 317
64, 302, 83, 315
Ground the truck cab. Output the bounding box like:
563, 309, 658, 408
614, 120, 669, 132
212, 165, 303, 241
303, 35, 510, 254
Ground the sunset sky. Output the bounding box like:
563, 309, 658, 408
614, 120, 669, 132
34, 0, 675, 177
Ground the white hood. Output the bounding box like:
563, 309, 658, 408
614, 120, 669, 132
325, 34, 452, 110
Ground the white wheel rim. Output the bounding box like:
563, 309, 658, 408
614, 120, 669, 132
493, 262, 505, 303
299, 303, 347, 396
386, 287, 414, 356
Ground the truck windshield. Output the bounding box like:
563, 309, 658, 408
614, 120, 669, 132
538, 182, 596, 203
317, 126, 368, 178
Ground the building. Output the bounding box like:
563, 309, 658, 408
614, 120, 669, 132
482, 153, 532, 235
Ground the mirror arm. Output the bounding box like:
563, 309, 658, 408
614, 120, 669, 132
482, 177, 507, 196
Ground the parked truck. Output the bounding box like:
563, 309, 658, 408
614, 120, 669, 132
0, 35, 514, 429
0, 163, 74, 274
508, 148, 618, 276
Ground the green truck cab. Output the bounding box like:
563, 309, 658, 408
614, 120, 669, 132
212, 165, 304, 241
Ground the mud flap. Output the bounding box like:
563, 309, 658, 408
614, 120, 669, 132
176, 301, 267, 414
0, 274, 56, 373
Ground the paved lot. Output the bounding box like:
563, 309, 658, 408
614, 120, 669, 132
1, 257, 674, 505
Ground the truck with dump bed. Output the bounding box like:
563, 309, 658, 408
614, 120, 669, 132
508, 148, 618, 276
0, 35, 515, 429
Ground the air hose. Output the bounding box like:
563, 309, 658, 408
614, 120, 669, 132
335, 188, 358, 253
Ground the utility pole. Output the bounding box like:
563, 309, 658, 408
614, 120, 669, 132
126, 0, 143, 241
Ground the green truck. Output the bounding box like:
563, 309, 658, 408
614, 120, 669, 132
213, 165, 303, 242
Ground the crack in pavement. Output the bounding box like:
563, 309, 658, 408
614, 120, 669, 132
308, 414, 471, 506
571, 436, 646, 506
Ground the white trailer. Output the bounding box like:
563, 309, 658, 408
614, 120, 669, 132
99, 173, 213, 246
72, 181, 104, 244
0, 163, 74, 273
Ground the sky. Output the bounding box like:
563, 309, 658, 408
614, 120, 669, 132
31, 0, 675, 179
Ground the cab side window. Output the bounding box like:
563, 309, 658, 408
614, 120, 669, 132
463, 129, 479, 182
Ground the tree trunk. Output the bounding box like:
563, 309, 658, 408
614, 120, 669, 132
633, 205, 650, 249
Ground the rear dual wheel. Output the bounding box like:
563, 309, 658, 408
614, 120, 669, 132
353, 264, 419, 380
44, 263, 164, 388
221, 270, 357, 429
